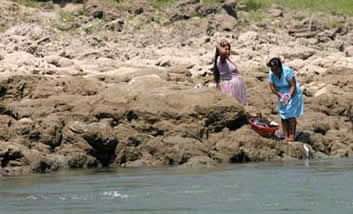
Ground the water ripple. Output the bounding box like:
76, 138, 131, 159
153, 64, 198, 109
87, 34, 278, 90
10, 191, 129, 201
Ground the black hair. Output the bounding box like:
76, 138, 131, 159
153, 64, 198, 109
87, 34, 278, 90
213, 42, 231, 84
267, 57, 282, 68
213, 47, 220, 84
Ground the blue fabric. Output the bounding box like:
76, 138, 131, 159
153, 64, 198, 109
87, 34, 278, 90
269, 65, 304, 119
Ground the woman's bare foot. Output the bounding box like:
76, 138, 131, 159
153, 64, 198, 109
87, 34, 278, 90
288, 134, 295, 142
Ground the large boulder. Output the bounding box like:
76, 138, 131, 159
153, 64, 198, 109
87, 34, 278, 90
0, 73, 249, 174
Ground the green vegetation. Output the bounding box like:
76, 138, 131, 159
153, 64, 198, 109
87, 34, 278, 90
149, 0, 225, 9
150, 0, 222, 8
150, 16, 161, 24
150, 0, 176, 8
11, 0, 353, 16
241, 0, 263, 12
247, 10, 264, 22
59, 10, 75, 23
328, 16, 345, 28
12, 0, 353, 17
241, 0, 353, 16
0, 25, 7, 33
200, 0, 221, 4
101, 0, 121, 8
82, 21, 104, 34
14, 0, 40, 7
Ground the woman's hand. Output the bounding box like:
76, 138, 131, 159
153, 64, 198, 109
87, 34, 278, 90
220, 39, 228, 47
280, 93, 291, 106
217, 39, 229, 51
217, 39, 230, 61
281, 99, 289, 106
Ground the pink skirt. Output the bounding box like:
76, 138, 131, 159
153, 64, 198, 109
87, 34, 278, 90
219, 73, 248, 105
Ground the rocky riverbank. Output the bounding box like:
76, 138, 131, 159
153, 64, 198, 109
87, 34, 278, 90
0, 0, 352, 176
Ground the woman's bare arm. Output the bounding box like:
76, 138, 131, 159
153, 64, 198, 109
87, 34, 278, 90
216, 45, 227, 58
269, 82, 282, 98
288, 77, 296, 98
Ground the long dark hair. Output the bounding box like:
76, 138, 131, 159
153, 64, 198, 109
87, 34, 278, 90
213, 47, 220, 84
213, 42, 231, 84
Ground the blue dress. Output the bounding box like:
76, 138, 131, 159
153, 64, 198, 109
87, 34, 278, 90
269, 65, 304, 119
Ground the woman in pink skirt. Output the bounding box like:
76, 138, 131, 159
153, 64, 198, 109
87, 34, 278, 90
213, 39, 248, 105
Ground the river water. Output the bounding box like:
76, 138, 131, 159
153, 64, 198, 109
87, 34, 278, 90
1, 159, 353, 214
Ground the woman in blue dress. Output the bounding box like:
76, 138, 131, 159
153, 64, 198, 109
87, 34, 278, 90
267, 57, 304, 142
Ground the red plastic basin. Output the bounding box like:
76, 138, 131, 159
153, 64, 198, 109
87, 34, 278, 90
249, 118, 279, 138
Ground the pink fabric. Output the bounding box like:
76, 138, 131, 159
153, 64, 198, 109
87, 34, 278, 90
217, 58, 236, 80
217, 58, 248, 105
